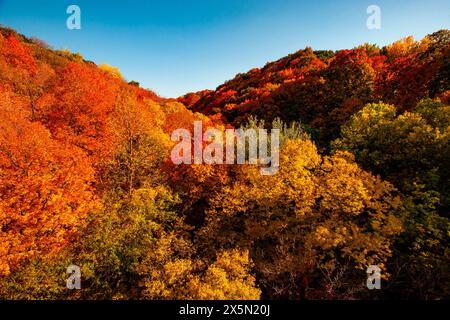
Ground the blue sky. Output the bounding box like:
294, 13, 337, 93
0, 0, 449, 97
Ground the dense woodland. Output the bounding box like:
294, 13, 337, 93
0, 25, 449, 299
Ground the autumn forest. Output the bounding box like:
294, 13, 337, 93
0, 25, 449, 300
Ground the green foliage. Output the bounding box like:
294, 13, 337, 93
334, 100, 450, 298
334, 100, 449, 198
242, 116, 309, 146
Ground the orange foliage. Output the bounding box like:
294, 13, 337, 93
37, 62, 120, 162
0, 88, 97, 276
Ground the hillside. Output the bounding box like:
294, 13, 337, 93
181, 30, 450, 144
0, 25, 449, 300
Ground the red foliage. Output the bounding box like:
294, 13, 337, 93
0, 35, 37, 74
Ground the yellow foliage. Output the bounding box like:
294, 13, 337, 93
99, 63, 123, 79
201, 138, 403, 297
137, 235, 260, 299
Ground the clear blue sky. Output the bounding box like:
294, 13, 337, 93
0, 0, 449, 97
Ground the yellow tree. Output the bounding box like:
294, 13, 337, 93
98, 63, 124, 80
137, 234, 260, 300
200, 138, 402, 298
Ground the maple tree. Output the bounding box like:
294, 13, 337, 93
0, 87, 97, 276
